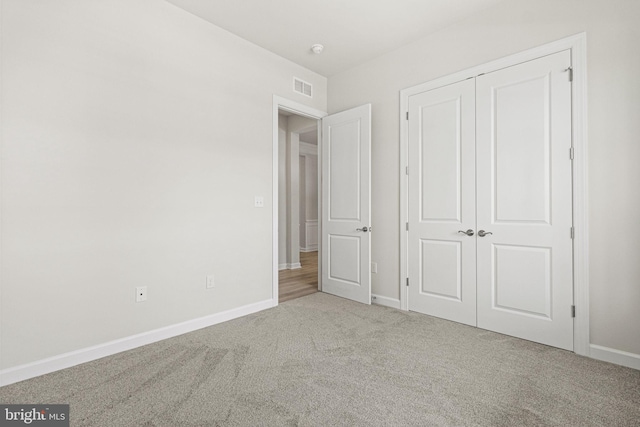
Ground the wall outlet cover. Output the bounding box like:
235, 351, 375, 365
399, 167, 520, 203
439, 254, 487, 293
135, 286, 147, 302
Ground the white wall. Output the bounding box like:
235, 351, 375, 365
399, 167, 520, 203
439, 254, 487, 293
304, 153, 318, 222
328, 0, 640, 355
0, 0, 326, 370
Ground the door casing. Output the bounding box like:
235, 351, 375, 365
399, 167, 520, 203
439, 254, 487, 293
399, 33, 589, 356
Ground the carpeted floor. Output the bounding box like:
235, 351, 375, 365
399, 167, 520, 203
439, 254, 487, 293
1, 292, 639, 426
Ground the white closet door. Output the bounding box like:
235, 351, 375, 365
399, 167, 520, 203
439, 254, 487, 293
476, 50, 574, 350
408, 79, 477, 326
321, 104, 372, 305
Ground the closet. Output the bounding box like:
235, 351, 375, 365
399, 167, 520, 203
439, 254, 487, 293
407, 50, 574, 350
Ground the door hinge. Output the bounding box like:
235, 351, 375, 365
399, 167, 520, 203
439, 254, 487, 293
406, 277, 410, 287
406, 166, 409, 175
406, 222, 409, 231
406, 112, 409, 120
565, 67, 573, 82
570, 226, 575, 239
570, 147, 574, 160
571, 305, 576, 318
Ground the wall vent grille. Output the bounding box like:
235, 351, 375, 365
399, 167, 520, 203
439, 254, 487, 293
293, 78, 312, 97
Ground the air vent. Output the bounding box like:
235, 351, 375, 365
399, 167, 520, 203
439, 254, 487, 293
293, 78, 312, 98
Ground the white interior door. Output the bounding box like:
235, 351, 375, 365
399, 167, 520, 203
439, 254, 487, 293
407, 80, 477, 326
476, 50, 574, 350
321, 104, 371, 304
407, 51, 574, 350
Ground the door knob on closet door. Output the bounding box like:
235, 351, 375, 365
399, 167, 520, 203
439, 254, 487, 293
356, 226, 369, 232
458, 229, 474, 236
478, 230, 493, 237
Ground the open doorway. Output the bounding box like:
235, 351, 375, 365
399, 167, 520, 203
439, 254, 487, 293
277, 110, 320, 303
272, 97, 372, 306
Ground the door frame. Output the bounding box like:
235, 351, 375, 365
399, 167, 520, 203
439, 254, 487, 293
272, 96, 327, 307
399, 33, 589, 356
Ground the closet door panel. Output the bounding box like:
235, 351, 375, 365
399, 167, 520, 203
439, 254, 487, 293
476, 50, 574, 350
407, 79, 476, 326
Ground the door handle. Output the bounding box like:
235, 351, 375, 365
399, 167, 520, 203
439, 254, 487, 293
458, 229, 474, 236
478, 230, 493, 237
356, 226, 369, 232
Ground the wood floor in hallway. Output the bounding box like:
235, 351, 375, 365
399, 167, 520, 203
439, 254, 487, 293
279, 251, 318, 303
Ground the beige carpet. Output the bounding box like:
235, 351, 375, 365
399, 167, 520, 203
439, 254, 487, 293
1, 292, 639, 426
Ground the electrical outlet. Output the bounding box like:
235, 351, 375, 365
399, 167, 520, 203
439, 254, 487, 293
135, 286, 147, 302
254, 196, 264, 208
371, 262, 378, 274
206, 275, 215, 289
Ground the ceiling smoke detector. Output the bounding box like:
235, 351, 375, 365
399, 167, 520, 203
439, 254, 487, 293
310, 44, 324, 54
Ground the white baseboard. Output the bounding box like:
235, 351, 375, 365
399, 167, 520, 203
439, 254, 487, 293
279, 263, 303, 270
589, 344, 640, 371
0, 298, 275, 387
371, 294, 401, 310
300, 246, 318, 253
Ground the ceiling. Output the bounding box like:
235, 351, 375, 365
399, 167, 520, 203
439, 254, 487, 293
165, 0, 506, 77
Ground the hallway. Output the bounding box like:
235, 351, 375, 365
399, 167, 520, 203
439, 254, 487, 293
279, 251, 318, 303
